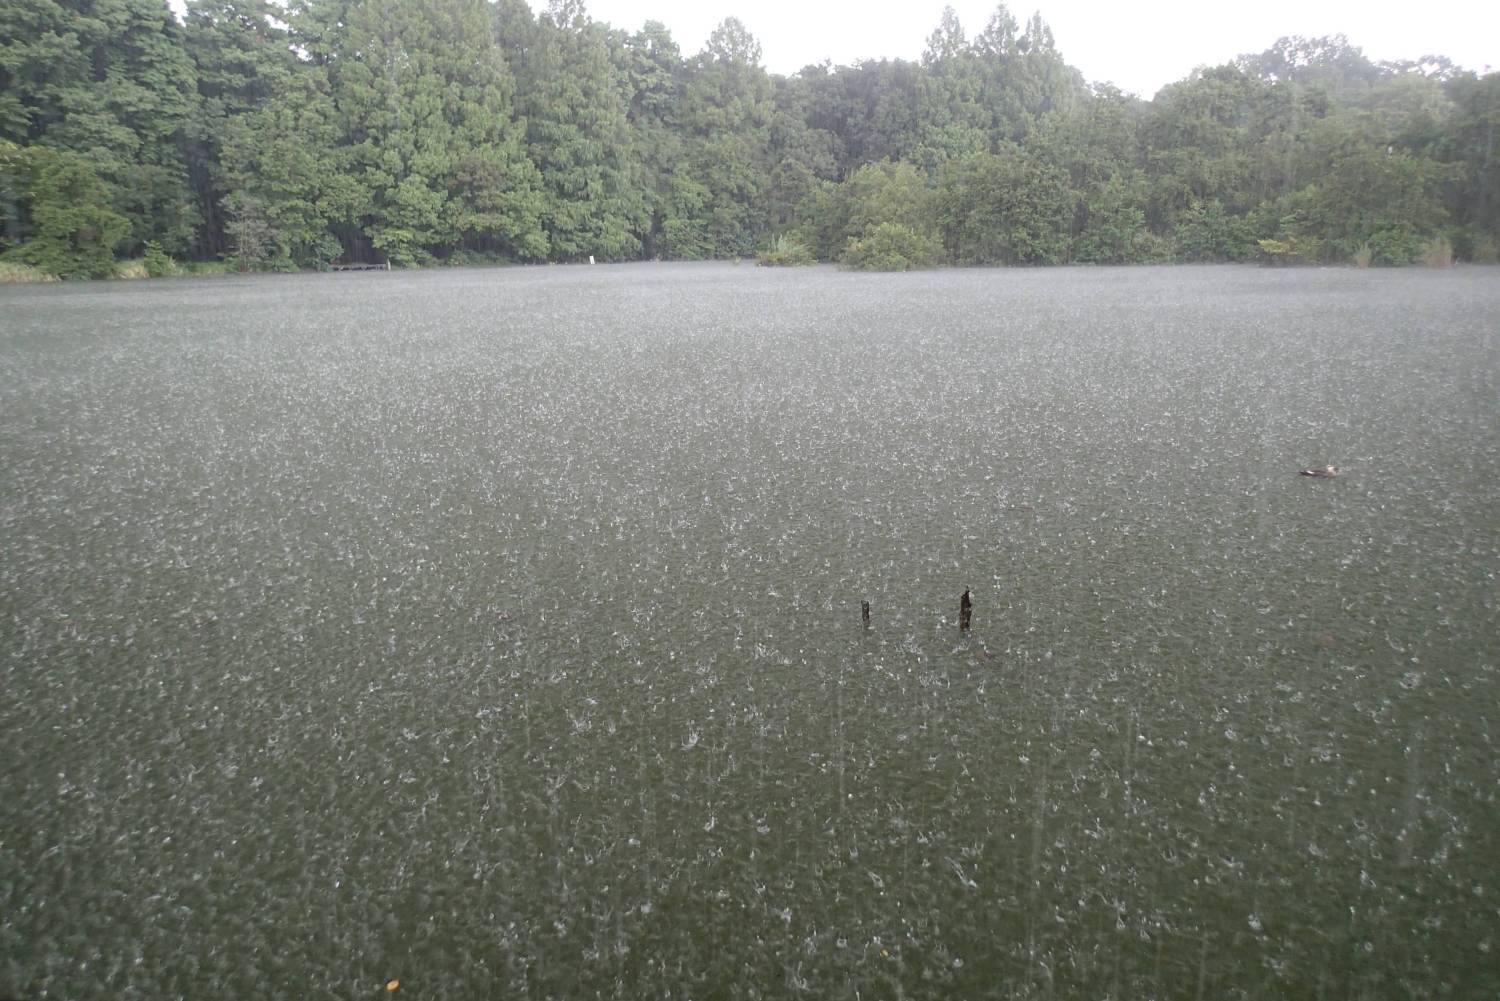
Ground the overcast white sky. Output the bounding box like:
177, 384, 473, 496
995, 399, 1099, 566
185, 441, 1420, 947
538, 0, 1497, 97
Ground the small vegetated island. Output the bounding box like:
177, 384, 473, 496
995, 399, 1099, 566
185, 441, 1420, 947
1, 0, 1495, 278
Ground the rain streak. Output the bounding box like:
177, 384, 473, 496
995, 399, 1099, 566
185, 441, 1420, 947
2, 262, 1498, 998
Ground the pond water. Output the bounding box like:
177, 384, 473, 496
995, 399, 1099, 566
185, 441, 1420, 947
2, 263, 1497, 998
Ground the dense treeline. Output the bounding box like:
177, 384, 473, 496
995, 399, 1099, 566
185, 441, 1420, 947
2, 0, 1497, 276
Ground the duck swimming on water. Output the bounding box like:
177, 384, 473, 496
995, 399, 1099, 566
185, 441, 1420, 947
1299, 465, 1340, 478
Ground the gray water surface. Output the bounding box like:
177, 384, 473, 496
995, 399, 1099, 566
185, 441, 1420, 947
2, 263, 1497, 998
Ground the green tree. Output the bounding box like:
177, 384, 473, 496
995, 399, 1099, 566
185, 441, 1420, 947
843, 221, 942, 270
182, 0, 300, 259
1006, 13, 1085, 137
501, 0, 647, 260
841, 160, 934, 239
670, 17, 774, 257
8, 145, 130, 277
1444, 72, 1500, 256
319, 0, 544, 265
1235, 35, 1384, 105
0, 0, 199, 255
937, 147, 1071, 264
915, 7, 988, 167
813, 58, 924, 171
1275, 116, 1452, 261
1141, 65, 1261, 230
1, 0, 1486, 271
1174, 199, 1259, 261
618, 19, 685, 257
221, 64, 360, 267
791, 158, 937, 262
767, 69, 840, 230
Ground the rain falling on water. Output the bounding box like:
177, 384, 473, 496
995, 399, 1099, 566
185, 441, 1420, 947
2, 263, 1498, 998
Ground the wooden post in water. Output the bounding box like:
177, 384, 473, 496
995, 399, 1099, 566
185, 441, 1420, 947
861, 600, 871, 630
959, 589, 972, 635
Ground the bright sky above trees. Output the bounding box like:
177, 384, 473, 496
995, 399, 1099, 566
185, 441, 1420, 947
532, 0, 1498, 97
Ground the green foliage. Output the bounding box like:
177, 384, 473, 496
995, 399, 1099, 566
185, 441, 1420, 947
755, 234, 814, 266
1255, 236, 1322, 265
1174, 200, 1259, 261
618, 19, 685, 259
182, 0, 301, 259
1254, 239, 1296, 264
0, 3, 1493, 274
842, 221, 942, 271
658, 175, 715, 259
1444, 74, 1500, 243
843, 161, 934, 238
327, 0, 546, 264
1420, 236, 1454, 267
1463, 232, 1499, 264
917, 8, 988, 146
1, 0, 199, 254
222, 191, 280, 270
13, 148, 129, 278
1070, 174, 1156, 264
1364, 227, 1422, 265
1140, 65, 1262, 230
142, 240, 173, 276
505, 1, 647, 260
936, 148, 1071, 264
0, 140, 25, 254
219, 64, 355, 268
174, 259, 235, 275
444, 248, 512, 268
1289, 124, 1451, 258
666, 18, 775, 257
795, 160, 935, 261
0, 260, 58, 282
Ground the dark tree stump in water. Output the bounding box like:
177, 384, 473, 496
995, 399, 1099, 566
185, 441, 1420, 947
861, 600, 871, 630
960, 589, 972, 634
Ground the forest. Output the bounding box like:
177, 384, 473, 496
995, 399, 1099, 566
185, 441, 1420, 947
2, 0, 1498, 277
